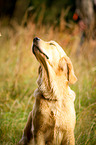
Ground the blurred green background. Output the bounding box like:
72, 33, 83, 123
0, 0, 75, 25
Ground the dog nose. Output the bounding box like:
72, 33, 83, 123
33, 37, 40, 43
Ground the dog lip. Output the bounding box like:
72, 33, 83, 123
32, 44, 49, 59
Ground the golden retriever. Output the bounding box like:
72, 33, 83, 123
18, 37, 77, 145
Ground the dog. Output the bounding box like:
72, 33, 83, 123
18, 37, 77, 145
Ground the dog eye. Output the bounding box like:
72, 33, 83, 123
49, 43, 55, 46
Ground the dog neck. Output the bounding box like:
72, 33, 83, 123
41, 94, 57, 101
37, 65, 72, 101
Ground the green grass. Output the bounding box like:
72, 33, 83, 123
0, 22, 96, 145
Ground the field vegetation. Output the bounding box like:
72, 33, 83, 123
0, 19, 96, 145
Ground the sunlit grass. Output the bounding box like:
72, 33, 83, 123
0, 21, 96, 145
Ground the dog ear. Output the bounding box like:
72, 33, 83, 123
64, 56, 77, 84
58, 57, 68, 78
59, 56, 77, 84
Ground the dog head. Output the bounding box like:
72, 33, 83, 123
32, 37, 77, 84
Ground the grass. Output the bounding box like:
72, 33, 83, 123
0, 21, 96, 145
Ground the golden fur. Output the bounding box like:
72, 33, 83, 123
18, 38, 77, 145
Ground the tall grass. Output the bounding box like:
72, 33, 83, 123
0, 21, 96, 145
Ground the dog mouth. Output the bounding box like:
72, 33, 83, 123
32, 44, 49, 59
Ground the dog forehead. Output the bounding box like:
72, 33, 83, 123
40, 39, 66, 57
49, 40, 66, 56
